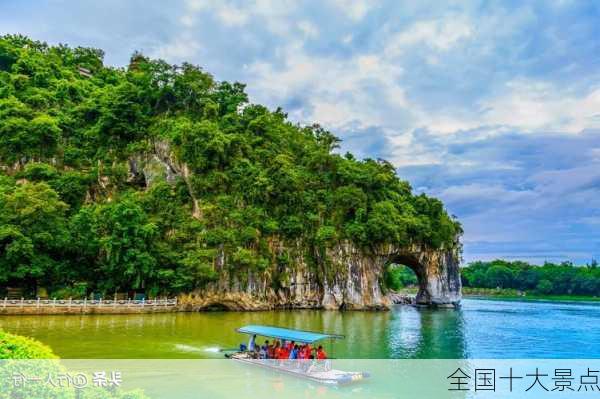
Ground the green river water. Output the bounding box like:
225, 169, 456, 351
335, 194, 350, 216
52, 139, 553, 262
1, 298, 599, 359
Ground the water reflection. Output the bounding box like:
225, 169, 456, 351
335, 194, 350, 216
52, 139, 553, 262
2, 299, 598, 359
386, 306, 467, 359
0, 306, 466, 359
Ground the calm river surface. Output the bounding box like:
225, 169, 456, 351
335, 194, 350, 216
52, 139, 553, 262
1, 298, 598, 359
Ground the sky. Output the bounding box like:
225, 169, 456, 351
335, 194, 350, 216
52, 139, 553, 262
2, 0, 599, 264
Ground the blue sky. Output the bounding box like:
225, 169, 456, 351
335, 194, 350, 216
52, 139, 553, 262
2, 0, 600, 264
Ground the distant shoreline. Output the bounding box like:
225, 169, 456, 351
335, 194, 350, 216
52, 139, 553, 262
462, 288, 600, 303
393, 287, 600, 304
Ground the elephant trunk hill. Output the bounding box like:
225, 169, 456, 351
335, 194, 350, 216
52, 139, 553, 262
0, 35, 462, 309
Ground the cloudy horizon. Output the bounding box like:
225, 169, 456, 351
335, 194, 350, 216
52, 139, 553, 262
2, 0, 599, 264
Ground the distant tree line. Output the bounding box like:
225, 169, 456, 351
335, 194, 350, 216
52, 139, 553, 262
461, 259, 600, 296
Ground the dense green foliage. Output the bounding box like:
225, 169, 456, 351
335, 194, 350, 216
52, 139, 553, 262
462, 259, 600, 296
0, 329, 56, 359
0, 35, 460, 297
383, 264, 418, 291
0, 329, 148, 398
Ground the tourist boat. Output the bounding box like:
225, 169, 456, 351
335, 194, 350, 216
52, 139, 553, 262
224, 324, 369, 385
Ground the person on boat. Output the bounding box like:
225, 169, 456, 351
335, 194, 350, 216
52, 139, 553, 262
288, 344, 299, 360
316, 345, 327, 360
248, 334, 257, 352
253, 345, 261, 359
279, 343, 290, 360
259, 342, 268, 359
302, 344, 312, 359
287, 340, 295, 351
297, 344, 306, 360
267, 341, 276, 359
260, 340, 269, 358
273, 341, 282, 359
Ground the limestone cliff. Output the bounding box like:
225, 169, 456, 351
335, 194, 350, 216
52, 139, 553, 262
133, 142, 462, 311
177, 240, 462, 311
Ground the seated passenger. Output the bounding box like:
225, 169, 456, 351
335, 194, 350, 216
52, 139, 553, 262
316, 345, 327, 360
259, 344, 267, 359
261, 340, 269, 358
298, 344, 307, 360
288, 344, 299, 360
273, 341, 282, 359
267, 341, 275, 359
279, 344, 289, 360
302, 344, 312, 359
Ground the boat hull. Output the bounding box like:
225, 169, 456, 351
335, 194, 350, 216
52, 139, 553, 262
228, 354, 369, 385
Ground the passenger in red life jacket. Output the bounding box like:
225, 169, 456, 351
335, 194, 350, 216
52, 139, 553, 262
298, 344, 309, 360
273, 341, 282, 359
302, 344, 312, 359
267, 341, 275, 359
316, 345, 327, 360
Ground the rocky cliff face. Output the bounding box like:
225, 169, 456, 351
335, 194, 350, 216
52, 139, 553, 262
390, 244, 462, 307
133, 142, 462, 311
177, 241, 462, 311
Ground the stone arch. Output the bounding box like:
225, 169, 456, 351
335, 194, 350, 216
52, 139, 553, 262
194, 300, 241, 311
387, 247, 461, 307
389, 253, 431, 303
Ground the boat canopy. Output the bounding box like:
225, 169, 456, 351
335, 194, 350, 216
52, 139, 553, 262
236, 325, 343, 344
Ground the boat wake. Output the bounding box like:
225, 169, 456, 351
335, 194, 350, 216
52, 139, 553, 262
203, 346, 222, 353
174, 344, 205, 354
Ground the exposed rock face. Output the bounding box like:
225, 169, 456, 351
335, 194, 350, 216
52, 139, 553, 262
178, 241, 461, 311
133, 142, 462, 311
388, 293, 416, 305
388, 244, 462, 307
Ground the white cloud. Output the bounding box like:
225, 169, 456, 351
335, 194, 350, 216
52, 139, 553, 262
151, 36, 201, 61
184, 0, 297, 34
215, 4, 249, 26
437, 183, 537, 205
185, 0, 207, 12
180, 14, 195, 27
409, 80, 600, 135
479, 81, 600, 133
385, 18, 473, 56
245, 45, 405, 129
330, 0, 377, 21
298, 20, 319, 38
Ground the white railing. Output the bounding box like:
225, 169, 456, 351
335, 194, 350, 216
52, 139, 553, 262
1, 297, 178, 308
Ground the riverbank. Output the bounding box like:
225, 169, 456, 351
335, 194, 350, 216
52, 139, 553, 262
0, 298, 180, 315
390, 287, 600, 303
462, 287, 600, 302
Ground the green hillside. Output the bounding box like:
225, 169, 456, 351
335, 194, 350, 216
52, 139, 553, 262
0, 34, 461, 297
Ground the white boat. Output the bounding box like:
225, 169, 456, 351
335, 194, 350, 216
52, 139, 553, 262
225, 324, 369, 385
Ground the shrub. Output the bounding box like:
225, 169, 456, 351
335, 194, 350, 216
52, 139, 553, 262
0, 329, 149, 398
0, 329, 56, 359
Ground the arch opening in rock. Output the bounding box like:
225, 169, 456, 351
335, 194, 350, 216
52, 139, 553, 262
387, 249, 461, 307
384, 263, 418, 289
196, 301, 238, 311
388, 254, 429, 303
